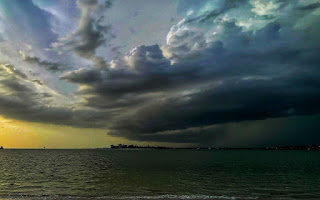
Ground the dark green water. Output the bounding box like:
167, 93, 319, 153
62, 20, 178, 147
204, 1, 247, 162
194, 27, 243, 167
0, 150, 319, 200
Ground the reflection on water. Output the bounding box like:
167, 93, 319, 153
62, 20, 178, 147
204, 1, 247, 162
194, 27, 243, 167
0, 149, 319, 199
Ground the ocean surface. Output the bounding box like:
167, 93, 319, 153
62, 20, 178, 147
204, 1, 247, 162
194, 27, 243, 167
0, 149, 319, 200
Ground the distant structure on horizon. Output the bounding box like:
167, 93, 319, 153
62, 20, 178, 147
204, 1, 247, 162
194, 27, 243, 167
0, 146, 3, 149
110, 144, 171, 149
105, 144, 320, 151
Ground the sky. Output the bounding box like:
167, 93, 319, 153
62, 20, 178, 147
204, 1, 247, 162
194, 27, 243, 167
0, 0, 320, 148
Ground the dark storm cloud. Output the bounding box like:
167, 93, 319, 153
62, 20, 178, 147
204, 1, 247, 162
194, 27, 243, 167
127, 125, 229, 144
20, 53, 66, 72
108, 77, 320, 142
58, 0, 320, 145
1, 0, 320, 146
0, 63, 113, 128
0, 64, 55, 119
61, 44, 173, 108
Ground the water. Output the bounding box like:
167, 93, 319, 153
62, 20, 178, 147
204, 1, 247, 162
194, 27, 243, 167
0, 149, 319, 200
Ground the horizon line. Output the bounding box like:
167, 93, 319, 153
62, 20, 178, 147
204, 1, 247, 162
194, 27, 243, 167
1, 145, 320, 150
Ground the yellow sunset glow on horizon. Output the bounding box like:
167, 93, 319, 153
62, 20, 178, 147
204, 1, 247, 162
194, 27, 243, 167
0, 115, 184, 149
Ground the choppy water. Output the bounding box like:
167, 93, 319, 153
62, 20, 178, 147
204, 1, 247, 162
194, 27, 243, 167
0, 149, 319, 200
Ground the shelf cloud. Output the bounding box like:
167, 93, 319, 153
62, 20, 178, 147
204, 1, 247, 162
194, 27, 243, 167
0, 0, 320, 146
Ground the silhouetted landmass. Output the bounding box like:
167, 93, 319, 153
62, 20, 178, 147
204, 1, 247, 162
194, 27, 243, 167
95, 144, 320, 150
109, 144, 172, 149
259, 145, 320, 150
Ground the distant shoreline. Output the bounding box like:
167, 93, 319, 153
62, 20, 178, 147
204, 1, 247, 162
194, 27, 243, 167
97, 145, 320, 151
1, 145, 320, 150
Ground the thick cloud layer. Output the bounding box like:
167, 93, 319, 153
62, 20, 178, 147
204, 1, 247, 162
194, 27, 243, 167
58, 0, 320, 145
1, 0, 320, 146
0, 63, 114, 128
